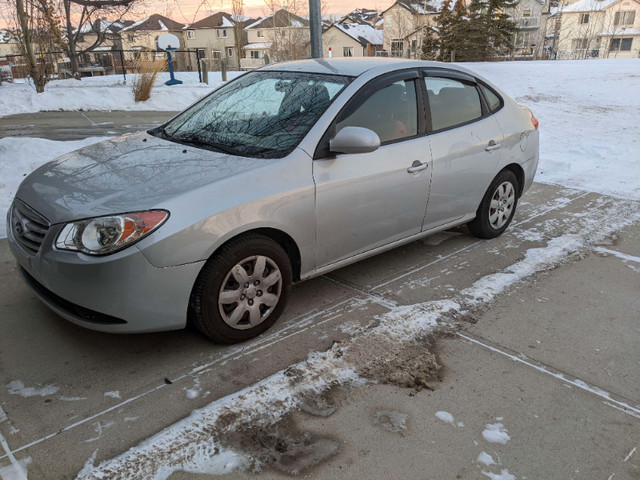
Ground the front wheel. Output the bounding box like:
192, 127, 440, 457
468, 170, 519, 239
189, 235, 292, 343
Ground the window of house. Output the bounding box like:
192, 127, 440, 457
424, 77, 482, 132
610, 37, 633, 50
217, 29, 228, 38
127, 34, 134, 42
187, 29, 196, 39
523, 9, 532, 17
572, 38, 589, 49
336, 79, 418, 144
579, 13, 590, 23
515, 31, 532, 47
391, 39, 403, 54
614, 11, 635, 25
212, 50, 222, 59
250, 50, 261, 59
227, 47, 233, 57
343, 47, 354, 56
257, 30, 264, 38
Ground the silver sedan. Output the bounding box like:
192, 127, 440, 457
7, 58, 539, 343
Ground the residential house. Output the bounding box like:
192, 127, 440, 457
381, 0, 448, 57
241, 9, 310, 70
556, 0, 640, 58
508, 0, 553, 58
120, 14, 185, 51
322, 23, 384, 57
184, 12, 252, 70
69, 19, 132, 77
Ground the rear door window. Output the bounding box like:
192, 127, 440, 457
424, 77, 482, 132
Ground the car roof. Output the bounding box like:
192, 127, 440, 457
260, 57, 473, 78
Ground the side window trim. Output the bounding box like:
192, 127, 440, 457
477, 81, 505, 115
314, 69, 424, 160
421, 70, 490, 135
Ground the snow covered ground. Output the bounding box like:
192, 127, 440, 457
0, 71, 243, 116
0, 59, 638, 238
469, 59, 640, 201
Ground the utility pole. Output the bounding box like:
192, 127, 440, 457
309, 0, 323, 58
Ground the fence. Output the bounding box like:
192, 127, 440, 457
0, 48, 209, 84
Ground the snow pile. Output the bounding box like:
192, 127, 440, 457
0, 71, 244, 116
482, 423, 510, 444
470, 59, 640, 201
7, 380, 59, 398
0, 136, 109, 237
435, 411, 455, 423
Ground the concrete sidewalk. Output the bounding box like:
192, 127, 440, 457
204, 223, 640, 480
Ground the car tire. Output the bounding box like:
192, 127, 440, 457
468, 170, 519, 239
189, 235, 292, 343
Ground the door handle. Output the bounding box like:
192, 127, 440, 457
407, 161, 429, 173
485, 140, 502, 152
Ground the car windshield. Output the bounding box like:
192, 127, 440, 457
153, 71, 352, 159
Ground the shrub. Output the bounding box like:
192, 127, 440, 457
131, 56, 167, 102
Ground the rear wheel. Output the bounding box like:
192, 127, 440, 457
468, 170, 519, 239
189, 235, 292, 343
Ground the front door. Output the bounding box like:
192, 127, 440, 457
314, 72, 432, 267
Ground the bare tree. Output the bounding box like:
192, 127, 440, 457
57, 0, 140, 79
232, 0, 245, 64
12, 0, 62, 92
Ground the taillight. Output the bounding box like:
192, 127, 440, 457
531, 116, 539, 130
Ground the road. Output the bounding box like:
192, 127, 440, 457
0, 112, 638, 479
0, 111, 178, 141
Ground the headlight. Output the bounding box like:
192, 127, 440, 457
55, 210, 169, 255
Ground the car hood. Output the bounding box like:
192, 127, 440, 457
15, 131, 267, 224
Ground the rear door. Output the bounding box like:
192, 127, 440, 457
313, 70, 432, 267
421, 70, 504, 231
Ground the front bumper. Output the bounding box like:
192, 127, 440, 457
7, 208, 205, 334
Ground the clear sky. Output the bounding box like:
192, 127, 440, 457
0, 0, 392, 31
143, 0, 390, 25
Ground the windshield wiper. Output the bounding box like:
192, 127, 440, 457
172, 134, 240, 156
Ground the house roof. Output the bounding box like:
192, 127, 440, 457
245, 9, 309, 29
559, 0, 619, 13
0, 29, 19, 44
338, 8, 380, 25
187, 12, 253, 29
382, 0, 444, 16
329, 23, 384, 46
74, 18, 134, 35
243, 42, 273, 49
599, 27, 640, 35
121, 14, 184, 32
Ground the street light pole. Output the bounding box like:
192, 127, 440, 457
309, 0, 323, 58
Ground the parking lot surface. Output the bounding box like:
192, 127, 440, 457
1, 180, 639, 479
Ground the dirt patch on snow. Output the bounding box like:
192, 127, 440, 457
222, 416, 340, 475
344, 332, 441, 389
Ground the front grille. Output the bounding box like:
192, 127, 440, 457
10, 200, 50, 255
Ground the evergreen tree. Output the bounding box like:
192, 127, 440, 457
466, 0, 517, 60
436, 0, 470, 61
421, 26, 440, 60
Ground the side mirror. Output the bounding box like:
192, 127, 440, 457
329, 126, 380, 155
